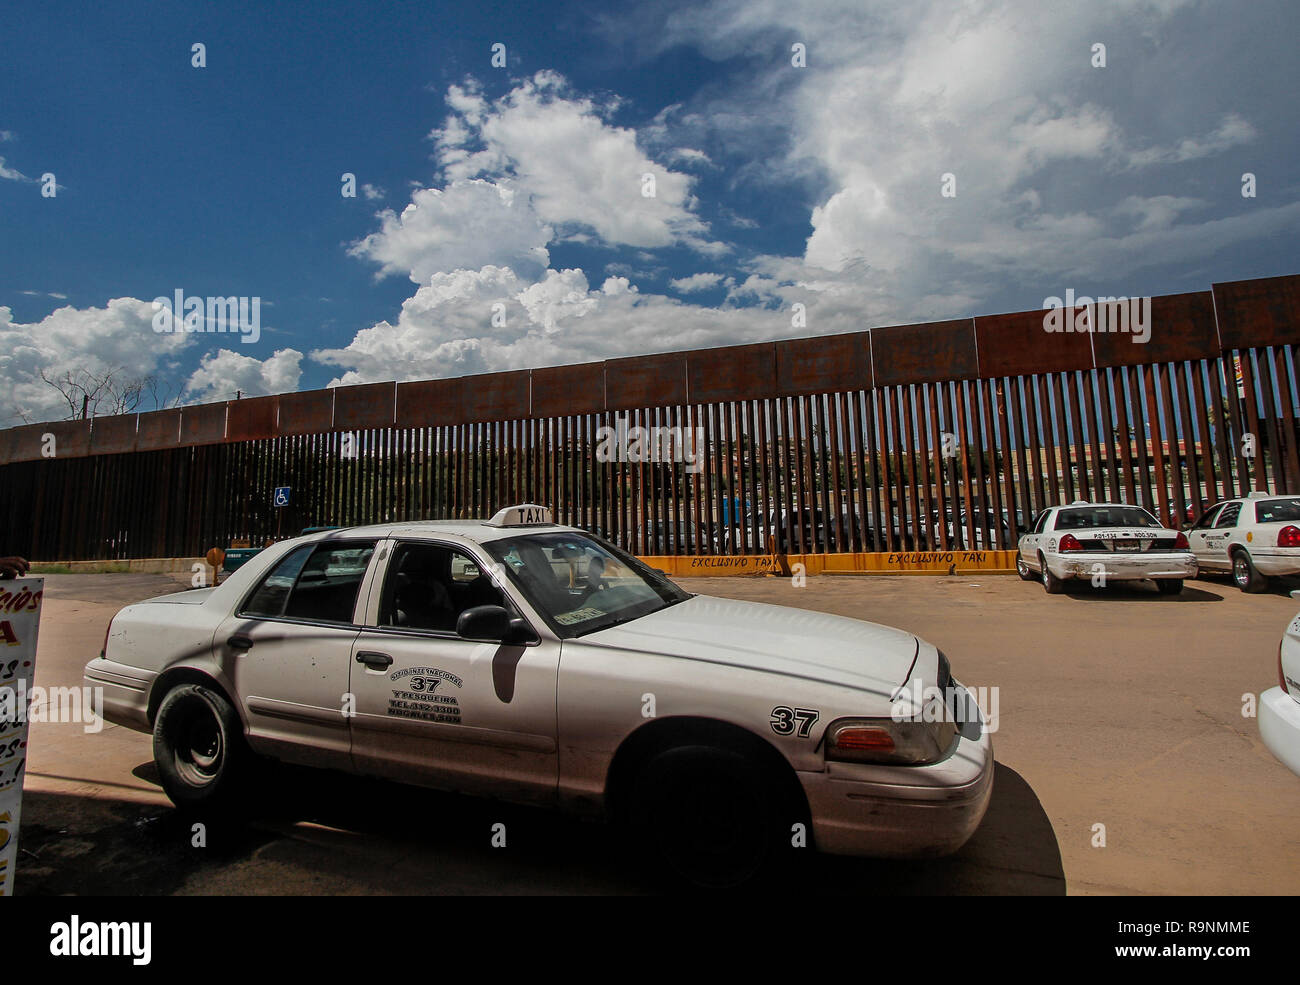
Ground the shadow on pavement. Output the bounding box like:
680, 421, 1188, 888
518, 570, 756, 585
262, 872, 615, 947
1061, 582, 1221, 602
19, 759, 1063, 895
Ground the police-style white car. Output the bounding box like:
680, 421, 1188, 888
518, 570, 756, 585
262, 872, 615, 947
1186, 493, 1300, 593
1261, 604, 1300, 777
1016, 501, 1195, 594
85, 505, 993, 886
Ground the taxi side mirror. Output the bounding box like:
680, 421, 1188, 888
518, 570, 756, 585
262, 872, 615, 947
457, 605, 535, 645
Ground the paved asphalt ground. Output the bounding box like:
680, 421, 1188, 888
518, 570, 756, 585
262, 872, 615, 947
15, 569, 1300, 895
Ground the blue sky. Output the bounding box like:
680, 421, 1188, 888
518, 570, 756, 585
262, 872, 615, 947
2, 0, 1297, 427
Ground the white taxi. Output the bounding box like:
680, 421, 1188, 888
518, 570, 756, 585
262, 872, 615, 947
85, 504, 993, 886
1015, 501, 1195, 595
1260, 605, 1300, 776
1186, 493, 1300, 593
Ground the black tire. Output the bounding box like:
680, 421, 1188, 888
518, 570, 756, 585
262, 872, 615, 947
1231, 549, 1268, 594
627, 745, 783, 889
1155, 579, 1183, 595
153, 684, 249, 812
1016, 555, 1034, 581
1039, 553, 1065, 594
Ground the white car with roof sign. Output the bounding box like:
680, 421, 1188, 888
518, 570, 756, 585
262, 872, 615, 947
1260, 603, 1300, 776
1186, 492, 1300, 593
1016, 501, 1196, 595
85, 504, 993, 886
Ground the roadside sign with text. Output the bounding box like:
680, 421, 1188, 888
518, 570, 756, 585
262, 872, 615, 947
0, 576, 43, 896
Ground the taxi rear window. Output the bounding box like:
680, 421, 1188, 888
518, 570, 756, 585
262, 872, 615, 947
1055, 506, 1161, 530
1256, 498, 1300, 523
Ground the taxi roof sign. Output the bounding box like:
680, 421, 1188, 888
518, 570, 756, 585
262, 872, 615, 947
485, 504, 554, 527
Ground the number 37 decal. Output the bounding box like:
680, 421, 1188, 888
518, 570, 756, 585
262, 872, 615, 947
770, 706, 819, 737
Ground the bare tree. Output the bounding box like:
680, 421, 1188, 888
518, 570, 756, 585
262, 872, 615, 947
39, 367, 148, 419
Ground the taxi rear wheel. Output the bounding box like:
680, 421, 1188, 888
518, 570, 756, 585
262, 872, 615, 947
1155, 579, 1183, 595
1039, 553, 1065, 594
1231, 549, 1268, 593
153, 684, 249, 812
628, 745, 781, 889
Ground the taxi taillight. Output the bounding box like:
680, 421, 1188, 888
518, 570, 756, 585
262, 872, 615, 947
1277, 525, 1300, 548
1059, 534, 1082, 552
1174, 531, 1189, 549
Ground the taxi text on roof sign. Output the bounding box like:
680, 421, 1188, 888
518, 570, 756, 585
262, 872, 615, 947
486, 504, 553, 527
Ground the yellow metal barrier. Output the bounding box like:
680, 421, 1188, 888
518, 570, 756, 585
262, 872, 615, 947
641, 550, 1019, 577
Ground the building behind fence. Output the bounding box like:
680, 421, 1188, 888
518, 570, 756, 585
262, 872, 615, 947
0, 273, 1296, 562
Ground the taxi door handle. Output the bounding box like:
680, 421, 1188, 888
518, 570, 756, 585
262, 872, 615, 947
356, 651, 393, 670
227, 634, 254, 652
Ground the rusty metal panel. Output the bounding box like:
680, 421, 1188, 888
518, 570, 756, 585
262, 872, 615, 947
3, 420, 92, 462
179, 402, 228, 446
606, 352, 688, 410
226, 395, 279, 441
332, 381, 395, 431
871, 319, 976, 387
278, 388, 334, 436
976, 308, 1094, 378
89, 414, 139, 455
396, 378, 464, 427
136, 408, 182, 450
1212, 273, 1300, 349
462, 369, 531, 422
1092, 291, 1218, 368
687, 342, 777, 404
531, 362, 605, 418
3, 424, 52, 463
775, 332, 872, 396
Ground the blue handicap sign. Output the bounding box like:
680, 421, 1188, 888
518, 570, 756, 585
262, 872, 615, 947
274, 486, 291, 507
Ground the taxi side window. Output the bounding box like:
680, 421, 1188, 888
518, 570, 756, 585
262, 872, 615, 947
1214, 502, 1241, 528
241, 545, 315, 618
241, 542, 375, 623
1191, 505, 1222, 530
379, 543, 507, 634
1032, 511, 1051, 535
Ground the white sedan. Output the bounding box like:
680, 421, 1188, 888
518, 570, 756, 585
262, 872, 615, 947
1186, 493, 1300, 593
86, 504, 992, 886
1260, 606, 1300, 776
1016, 501, 1196, 594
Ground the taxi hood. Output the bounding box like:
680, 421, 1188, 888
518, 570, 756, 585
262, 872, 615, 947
579, 594, 923, 698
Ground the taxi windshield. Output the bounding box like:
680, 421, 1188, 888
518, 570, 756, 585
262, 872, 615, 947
484, 532, 691, 639
1055, 506, 1162, 530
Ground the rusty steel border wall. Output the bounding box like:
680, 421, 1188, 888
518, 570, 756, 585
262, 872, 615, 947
1, 273, 1296, 562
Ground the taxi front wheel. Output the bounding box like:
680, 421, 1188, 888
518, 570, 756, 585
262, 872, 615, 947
153, 684, 250, 812
628, 745, 783, 889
